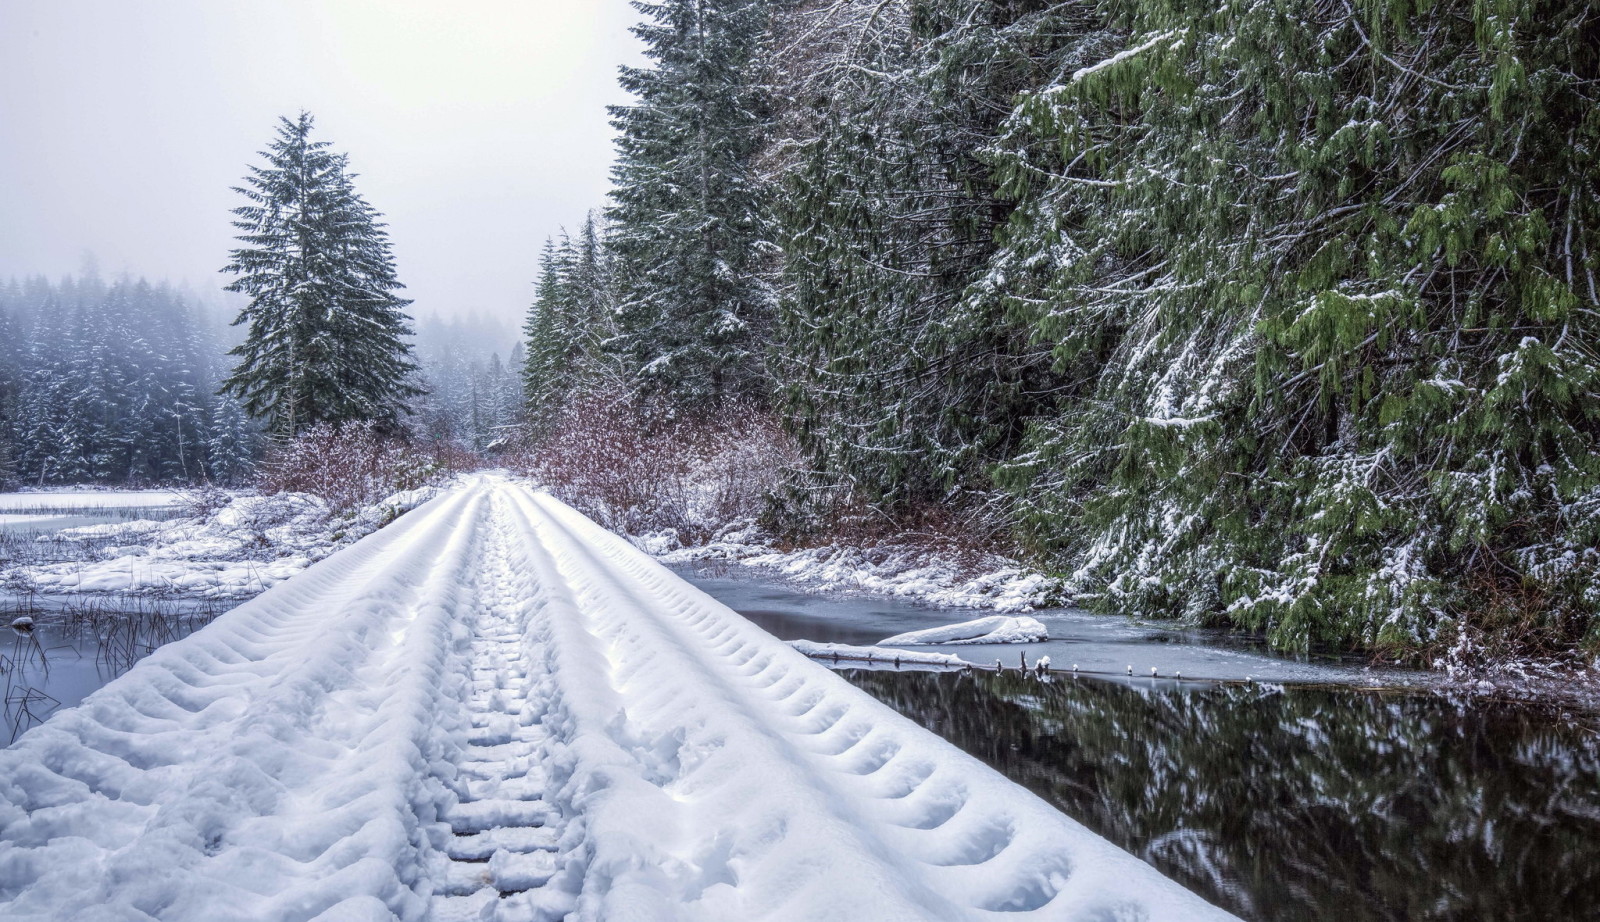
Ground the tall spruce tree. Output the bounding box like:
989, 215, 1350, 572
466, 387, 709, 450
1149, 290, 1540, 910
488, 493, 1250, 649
521, 213, 622, 430
221, 112, 420, 438
607, 0, 776, 413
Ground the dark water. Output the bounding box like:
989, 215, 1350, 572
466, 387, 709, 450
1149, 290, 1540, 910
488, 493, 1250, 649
674, 565, 1599, 920
675, 561, 1422, 686
839, 668, 1600, 922
0, 599, 228, 742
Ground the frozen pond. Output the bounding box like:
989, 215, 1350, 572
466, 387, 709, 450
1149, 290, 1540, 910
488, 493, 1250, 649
0, 489, 189, 511
0, 490, 191, 536
676, 561, 1600, 922
671, 560, 1428, 686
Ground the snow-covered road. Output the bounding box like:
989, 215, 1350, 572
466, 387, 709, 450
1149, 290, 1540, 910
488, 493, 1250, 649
0, 476, 1235, 921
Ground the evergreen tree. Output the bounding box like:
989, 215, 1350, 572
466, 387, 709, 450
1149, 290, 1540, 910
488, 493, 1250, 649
607, 0, 776, 412
522, 237, 576, 429
768, 0, 1080, 519
989, 0, 1600, 650
521, 213, 623, 430
221, 112, 420, 438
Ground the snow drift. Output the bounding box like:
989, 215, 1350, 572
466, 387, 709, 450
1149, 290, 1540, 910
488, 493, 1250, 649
881, 614, 1050, 645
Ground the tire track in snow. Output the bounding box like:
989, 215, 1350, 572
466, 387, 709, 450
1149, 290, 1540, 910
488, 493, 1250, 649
0, 482, 491, 920
506, 486, 1239, 921
427, 490, 578, 922
0, 477, 1238, 921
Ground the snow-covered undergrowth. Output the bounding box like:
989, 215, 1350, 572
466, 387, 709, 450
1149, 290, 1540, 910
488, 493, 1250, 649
4, 485, 441, 598
0, 476, 1236, 920
517, 395, 795, 545
653, 528, 1062, 612
1432, 622, 1600, 711
880, 615, 1049, 645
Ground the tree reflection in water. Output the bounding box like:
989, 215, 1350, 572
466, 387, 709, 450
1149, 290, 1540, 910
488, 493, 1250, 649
842, 668, 1600, 922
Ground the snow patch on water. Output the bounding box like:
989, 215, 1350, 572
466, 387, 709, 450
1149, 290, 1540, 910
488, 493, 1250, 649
789, 639, 970, 667
881, 615, 1049, 645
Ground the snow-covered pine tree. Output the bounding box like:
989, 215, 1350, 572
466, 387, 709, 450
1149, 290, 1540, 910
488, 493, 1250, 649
521, 213, 622, 431
766, 0, 1080, 521
522, 236, 576, 431
206, 395, 257, 485
607, 0, 776, 413
221, 112, 420, 438
989, 0, 1600, 651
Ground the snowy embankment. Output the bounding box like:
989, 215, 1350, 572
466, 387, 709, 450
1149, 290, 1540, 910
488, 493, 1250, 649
651, 526, 1060, 612
0, 476, 1235, 921
4, 486, 440, 598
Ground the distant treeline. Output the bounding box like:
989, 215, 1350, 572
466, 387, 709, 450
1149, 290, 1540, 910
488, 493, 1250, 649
0, 276, 527, 489
0, 275, 255, 486
411, 313, 525, 453
524, 0, 1599, 654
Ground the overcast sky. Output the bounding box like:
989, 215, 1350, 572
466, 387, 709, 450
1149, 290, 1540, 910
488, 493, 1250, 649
0, 0, 642, 324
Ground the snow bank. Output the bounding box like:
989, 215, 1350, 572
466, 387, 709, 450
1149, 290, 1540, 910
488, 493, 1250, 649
0, 482, 484, 921
881, 614, 1049, 646
8, 485, 446, 599
789, 639, 970, 668
0, 477, 1236, 921
658, 534, 1060, 612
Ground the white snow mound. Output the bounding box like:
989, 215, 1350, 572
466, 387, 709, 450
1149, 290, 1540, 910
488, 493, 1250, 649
881, 614, 1050, 645
790, 639, 969, 667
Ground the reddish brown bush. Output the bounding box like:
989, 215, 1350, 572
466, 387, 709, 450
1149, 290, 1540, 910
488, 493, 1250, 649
258, 422, 459, 511
511, 392, 797, 544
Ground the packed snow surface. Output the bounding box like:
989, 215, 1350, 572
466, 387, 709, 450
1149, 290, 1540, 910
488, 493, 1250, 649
0, 476, 1235, 921
881, 615, 1050, 646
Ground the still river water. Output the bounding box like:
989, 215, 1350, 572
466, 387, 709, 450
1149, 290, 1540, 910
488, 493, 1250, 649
675, 562, 1600, 922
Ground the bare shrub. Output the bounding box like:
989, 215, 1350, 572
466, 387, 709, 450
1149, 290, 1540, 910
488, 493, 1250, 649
513, 392, 798, 544
258, 422, 456, 512
175, 483, 234, 518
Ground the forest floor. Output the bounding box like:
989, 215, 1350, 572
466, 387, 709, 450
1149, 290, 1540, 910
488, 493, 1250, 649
0, 475, 1236, 921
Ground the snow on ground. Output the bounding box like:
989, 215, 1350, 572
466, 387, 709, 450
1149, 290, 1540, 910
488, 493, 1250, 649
5, 487, 443, 599
0, 489, 189, 512
0, 475, 1237, 921
880, 614, 1049, 645
653, 527, 1061, 613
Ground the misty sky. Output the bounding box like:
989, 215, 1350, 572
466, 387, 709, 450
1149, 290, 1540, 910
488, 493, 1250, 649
0, 1, 643, 324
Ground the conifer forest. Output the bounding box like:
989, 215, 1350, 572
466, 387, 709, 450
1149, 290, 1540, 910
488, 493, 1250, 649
4, 4, 1600, 920
524, 0, 1600, 658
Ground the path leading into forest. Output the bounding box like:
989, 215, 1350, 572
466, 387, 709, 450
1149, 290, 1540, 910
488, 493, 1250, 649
0, 476, 1236, 922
